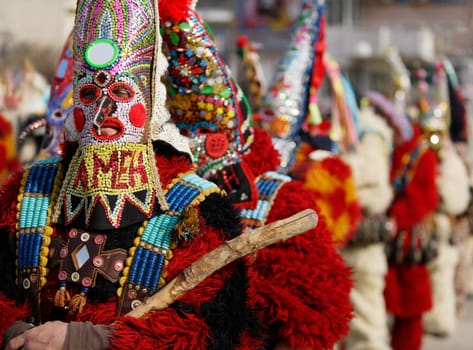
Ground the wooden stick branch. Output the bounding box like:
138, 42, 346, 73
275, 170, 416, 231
126, 209, 318, 318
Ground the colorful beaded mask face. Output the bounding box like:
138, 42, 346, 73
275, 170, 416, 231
53, 0, 172, 231
161, 8, 253, 175
69, 0, 156, 146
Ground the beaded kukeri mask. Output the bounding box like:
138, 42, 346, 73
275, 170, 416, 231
160, 2, 253, 176
160, 1, 259, 207
68, 0, 157, 145
54, 0, 187, 230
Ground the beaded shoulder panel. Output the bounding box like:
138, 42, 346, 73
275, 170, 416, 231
117, 172, 221, 314
16, 157, 63, 318
240, 171, 291, 229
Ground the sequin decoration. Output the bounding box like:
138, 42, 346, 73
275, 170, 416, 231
161, 8, 254, 167
240, 171, 291, 229
72, 0, 157, 141
257, 0, 326, 172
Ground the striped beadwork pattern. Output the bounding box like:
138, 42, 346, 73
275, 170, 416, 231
17, 157, 62, 288
240, 171, 291, 229
118, 172, 220, 296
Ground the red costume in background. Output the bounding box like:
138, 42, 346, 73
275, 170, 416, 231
384, 125, 439, 350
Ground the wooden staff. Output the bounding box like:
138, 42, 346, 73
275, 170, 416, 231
127, 209, 318, 318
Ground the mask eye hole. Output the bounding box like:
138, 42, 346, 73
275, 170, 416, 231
109, 82, 134, 102
79, 84, 101, 105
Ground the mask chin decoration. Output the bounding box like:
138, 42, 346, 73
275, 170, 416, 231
54, 0, 185, 231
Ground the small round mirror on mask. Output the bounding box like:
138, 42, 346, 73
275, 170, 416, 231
85, 38, 119, 69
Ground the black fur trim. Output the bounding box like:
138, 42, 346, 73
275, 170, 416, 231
201, 261, 264, 350
0, 228, 18, 300
199, 193, 243, 240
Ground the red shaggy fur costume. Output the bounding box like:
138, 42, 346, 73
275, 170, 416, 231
0, 114, 20, 181
243, 128, 353, 349
384, 126, 439, 350
158, 0, 353, 346
0, 133, 352, 349
0, 146, 264, 349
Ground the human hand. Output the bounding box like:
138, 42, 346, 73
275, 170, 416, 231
5, 321, 68, 350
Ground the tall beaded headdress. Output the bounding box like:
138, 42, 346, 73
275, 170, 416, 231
159, 0, 262, 207
159, 0, 254, 175
257, 0, 326, 172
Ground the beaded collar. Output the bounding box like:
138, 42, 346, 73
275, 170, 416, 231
16, 157, 63, 323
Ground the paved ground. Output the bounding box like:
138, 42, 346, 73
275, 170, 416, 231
423, 297, 473, 350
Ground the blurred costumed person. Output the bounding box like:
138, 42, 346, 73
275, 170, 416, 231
18, 32, 74, 160
4, 61, 51, 165
0, 0, 291, 348
422, 58, 470, 337
235, 35, 267, 115
288, 56, 362, 247
338, 47, 411, 350
253, 0, 361, 246
160, 1, 353, 349
443, 57, 473, 315
382, 67, 440, 349
339, 90, 395, 350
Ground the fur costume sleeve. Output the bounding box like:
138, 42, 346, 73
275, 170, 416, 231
437, 142, 470, 216
247, 180, 353, 350
342, 107, 393, 215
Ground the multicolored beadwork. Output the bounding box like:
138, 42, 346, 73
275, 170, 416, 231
73, 0, 155, 118
240, 171, 291, 229
161, 8, 254, 175
55, 142, 159, 229
16, 157, 63, 318
258, 0, 326, 172
117, 172, 221, 314
16, 159, 220, 316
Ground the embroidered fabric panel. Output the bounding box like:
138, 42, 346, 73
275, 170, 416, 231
17, 157, 61, 289
240, 171, 290, 229
118, 172, 220, 313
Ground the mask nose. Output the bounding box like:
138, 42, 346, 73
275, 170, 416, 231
93, 95, 113, 133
